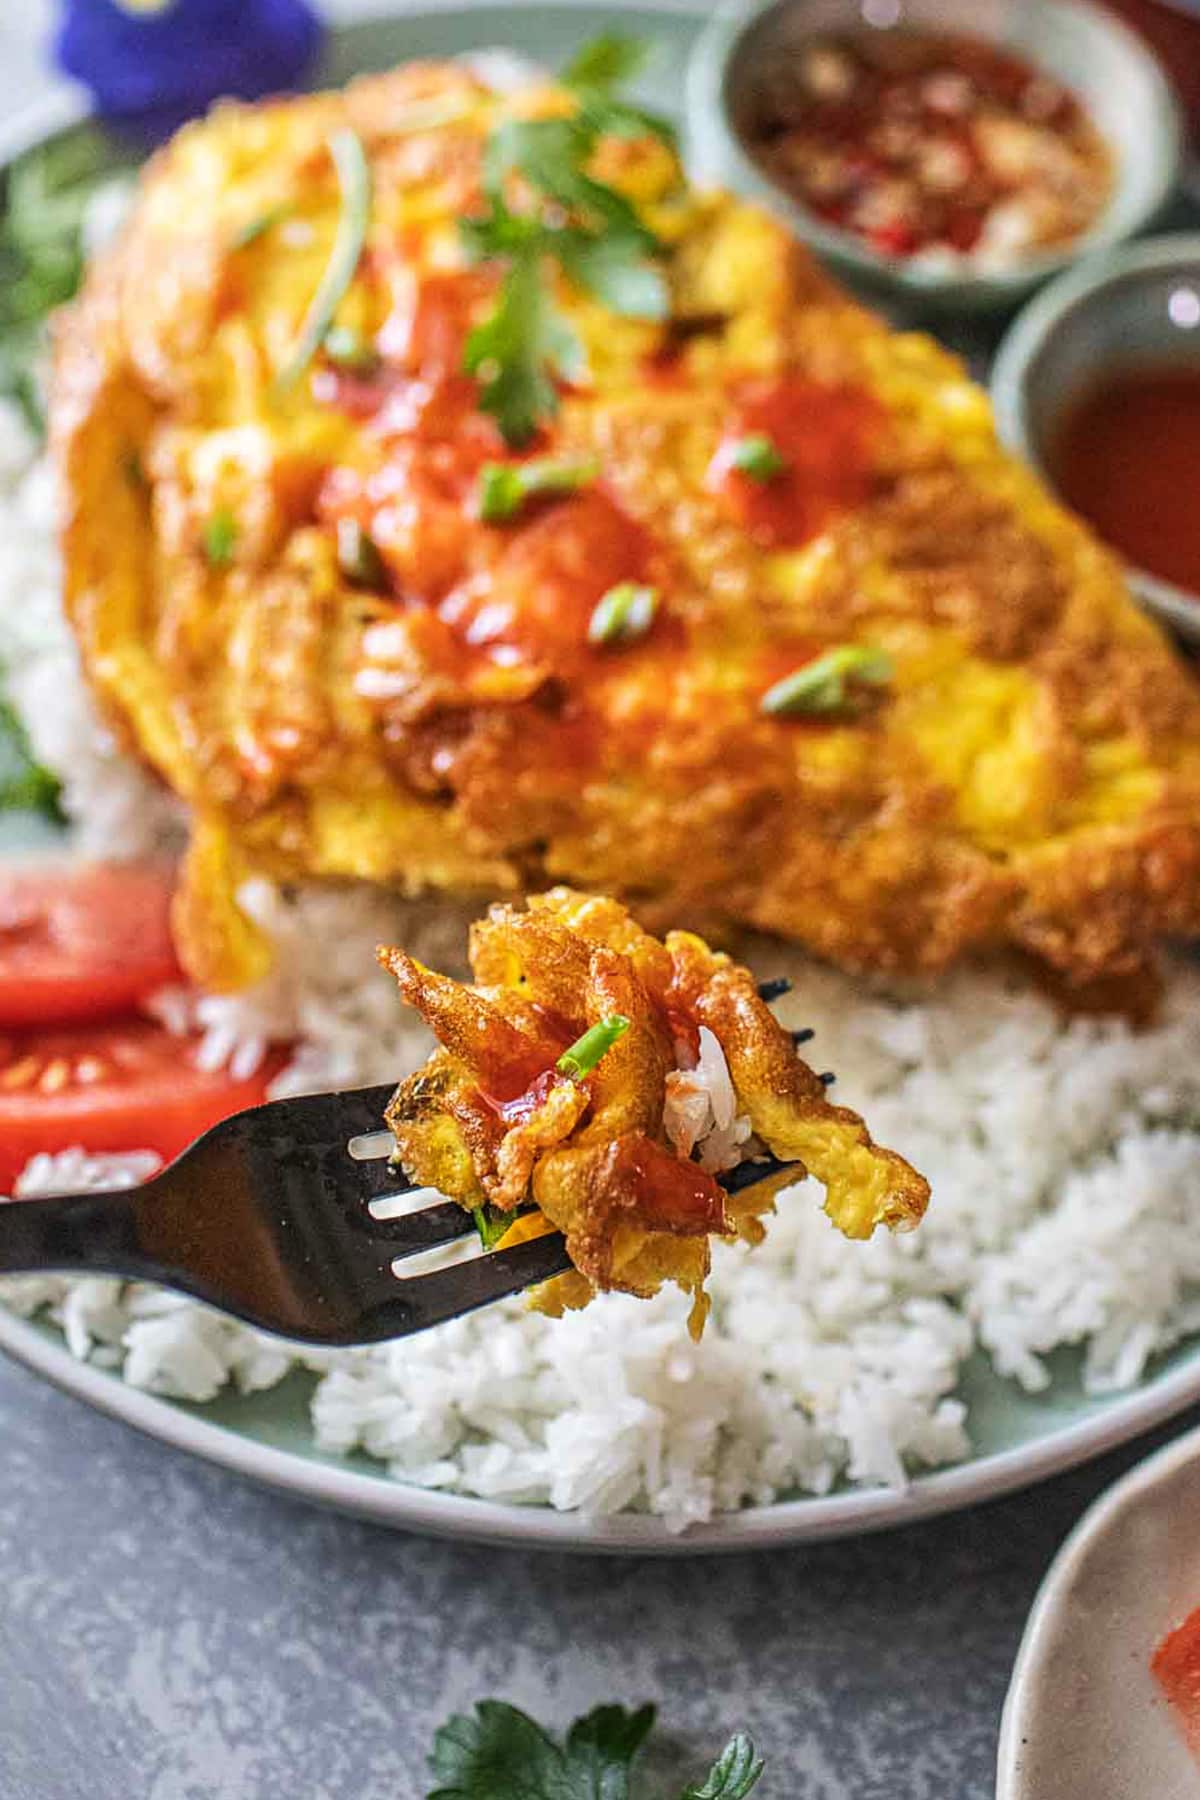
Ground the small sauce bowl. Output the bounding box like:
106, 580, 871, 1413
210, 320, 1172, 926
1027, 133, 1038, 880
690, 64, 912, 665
992, 235, 1200, 642
686, 0, 1183, 314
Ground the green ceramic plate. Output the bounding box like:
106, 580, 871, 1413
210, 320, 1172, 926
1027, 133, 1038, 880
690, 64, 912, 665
1, 0, 1198, 1554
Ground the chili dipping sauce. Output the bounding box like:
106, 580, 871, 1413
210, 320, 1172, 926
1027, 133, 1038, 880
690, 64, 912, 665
737, 29, 1112, 266
1048, 364, 1200, 600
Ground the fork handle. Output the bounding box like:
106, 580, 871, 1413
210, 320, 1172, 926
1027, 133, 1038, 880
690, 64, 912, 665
0, 1187, 143, 1279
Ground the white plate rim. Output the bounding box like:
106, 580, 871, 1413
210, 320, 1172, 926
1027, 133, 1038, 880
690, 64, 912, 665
996, 1417, 1200, 1797
3, 0, 1200, 1555
6, 1302, 1200, 1553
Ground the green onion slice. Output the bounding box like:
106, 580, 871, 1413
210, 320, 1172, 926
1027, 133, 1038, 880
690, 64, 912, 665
230, 204, 291, 251
588, 582, 657, 646
473, 1205, 513, 1250
556, 1014, 631, 1080
323, 324, 380, 374
202, 508, 237, 568
336, 518, 386, 588
729, 433, 787, 481
761, 645, 894, 718
275, 129, 371, 395
477, 455, 599, 523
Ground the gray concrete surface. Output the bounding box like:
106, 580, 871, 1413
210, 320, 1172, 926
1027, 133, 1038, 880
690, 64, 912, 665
2, 1348, 1197, 1799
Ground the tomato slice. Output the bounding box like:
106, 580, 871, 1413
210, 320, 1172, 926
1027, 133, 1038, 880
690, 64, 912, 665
0, 1020, 284, 1191
0, 862, 181, 1027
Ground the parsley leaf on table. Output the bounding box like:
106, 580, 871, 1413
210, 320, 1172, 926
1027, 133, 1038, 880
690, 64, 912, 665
680, 1733, 766, 1800
426, 1699, 765, 1800
427, 1699, 656, 1800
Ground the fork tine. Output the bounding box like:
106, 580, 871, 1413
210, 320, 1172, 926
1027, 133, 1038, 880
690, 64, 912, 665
369, 1198, 478, 1255
348, 1129, 396, 1161
718, 1154, 803, 1195
355, 1156, 418, 1203
387, 1231, 572, 1318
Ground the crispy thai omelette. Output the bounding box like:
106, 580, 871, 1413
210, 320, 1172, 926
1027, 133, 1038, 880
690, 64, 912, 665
381, 888, 928, 1331
53, 58, 1200, 994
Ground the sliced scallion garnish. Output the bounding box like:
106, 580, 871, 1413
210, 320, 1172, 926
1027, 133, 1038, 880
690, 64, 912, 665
473, 1205, 513, 1250
230, 205, 291, 251
336, 518, 386, 588
275, 129, 371, 395
202, 507, 237, 568
761, 645, 893, 718
588, 582, 657, 646
729, 433, 787, 481
323, 324, 380, 374
477, 455, 599, 524
556, 1014, 631, 1080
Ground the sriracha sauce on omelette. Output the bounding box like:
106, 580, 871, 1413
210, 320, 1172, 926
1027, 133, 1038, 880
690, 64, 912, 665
711, 378, 884, 548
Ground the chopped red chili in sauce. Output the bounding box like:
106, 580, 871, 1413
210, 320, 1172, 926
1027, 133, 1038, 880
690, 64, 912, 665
738, 29, 1112, 264
710, 378, 883, 548
1153, 1604, 1200, 1762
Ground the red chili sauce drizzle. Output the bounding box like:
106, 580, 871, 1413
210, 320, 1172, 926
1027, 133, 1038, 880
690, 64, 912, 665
466, 991, 726, 1234
613, 1135, 728, 1235
1153, 1605, 1200, 1763
710, 378, 883, 549
316, 270, 671, 682
440, 486, 656, 667
738, 29, 1111, 261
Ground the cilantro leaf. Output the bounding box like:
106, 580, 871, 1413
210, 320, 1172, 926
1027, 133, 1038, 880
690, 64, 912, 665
564, 1703, 657, 1798
575, 96, 679, 153
486, 118, 658, 252
428, 1700, 656, 1800
563, 34, 677, 150
0, 692, 63, 823
460, 38, 675, 442
463, 243, 583, 446
428, 1700, 567, 1800
561, 33, 651, 92
680, 1734, 765, 1800
556, 230, 668, 319
427, 1700, 764, 1800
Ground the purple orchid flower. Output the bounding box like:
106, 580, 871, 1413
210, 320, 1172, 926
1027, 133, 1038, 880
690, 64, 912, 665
54, 0, 325, 141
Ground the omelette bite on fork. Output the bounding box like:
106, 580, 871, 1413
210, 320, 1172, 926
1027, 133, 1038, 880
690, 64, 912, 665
380, 889, 929, 1335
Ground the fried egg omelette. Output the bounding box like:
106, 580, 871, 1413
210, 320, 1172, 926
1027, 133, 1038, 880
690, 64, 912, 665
380, 888, 929, 1330
53, 59, 1200, 994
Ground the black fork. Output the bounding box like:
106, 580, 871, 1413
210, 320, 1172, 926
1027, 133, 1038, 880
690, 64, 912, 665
0, 1084, 800, 1346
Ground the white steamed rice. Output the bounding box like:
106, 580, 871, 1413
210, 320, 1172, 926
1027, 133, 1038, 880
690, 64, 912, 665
3, 401, 1200, 1530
